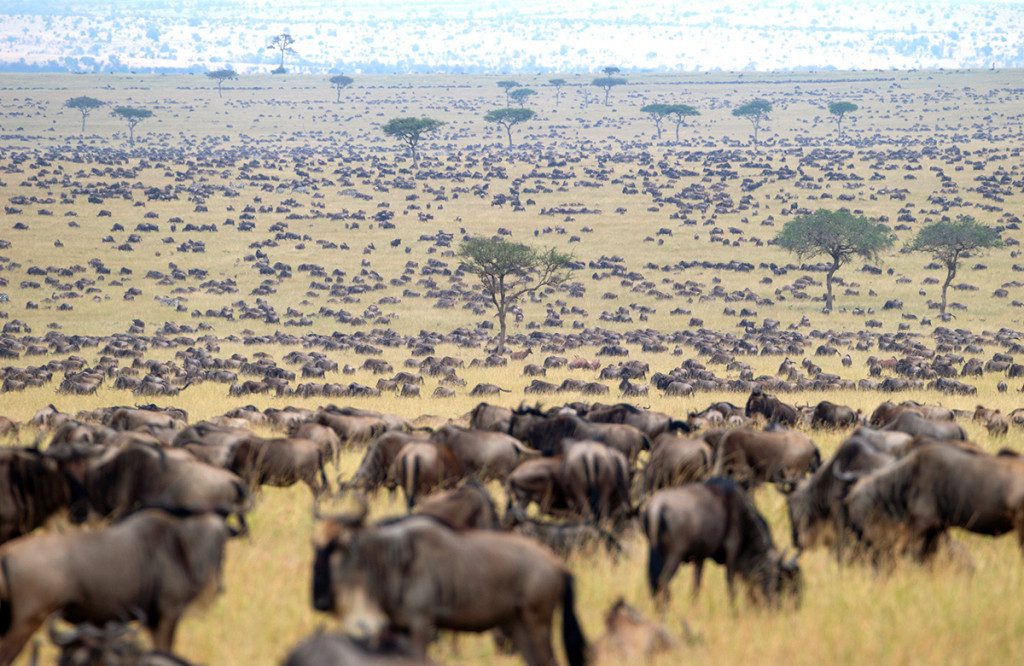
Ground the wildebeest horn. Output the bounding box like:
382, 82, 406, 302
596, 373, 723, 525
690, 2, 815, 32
831, 463, 859, 483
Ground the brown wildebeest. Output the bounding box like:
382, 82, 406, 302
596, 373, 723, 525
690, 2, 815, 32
429, 425, 536, 480
564, 441, 632, 523
506, 456, 574, 517
593, 599, 675, 664
744, 388, 799, 426
0, 508, 239, 663
106, 408, 182, 433
44, 621, 196, 666
290, 422, 343, 465
869, 401, 955, 427
0, 417, 18, 440
642, 433, 711, 495
468, 402, 513, 432
414, 479, 501, 530
284, 631, 433, 666
585, 403, 691, 438
845, 444, 1024, 562
509, 409, 649, 463
387, 442, 462, 509
711, 429, 820, 489
311, 511, 588, 666
0, 447, 84, 545
880, 412, 966, 440
315, 411, 389, 445
503, 502, 622, 558
346, 430, 431, 492
643, 478, 801, 606
226, 437, 329, 497
810, 401, 860, 428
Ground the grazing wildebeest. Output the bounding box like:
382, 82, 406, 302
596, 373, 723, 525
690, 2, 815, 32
311, 511, 588, 666
387, 442, 462, 509
845, 444, 1024, 562
290, 422, 343, 465
880, 412, 966, 440
346, 430, 431, 492
503, 503, 622, 558
0, 508, 238, 663
44, 621, 196, 666
509, 409, 649, 462
468, 402, 514, 432
0, 447, 85, 545
744, 388, 799, 426
810, 401, 860, 428
429, 425, 536, 480
642, 433, 711, 495
711, 429, 820, 489
414, 480, 501, 531
284, 631, 433, 666
225, 437, 329, 497
506, 456, 574, 517
585, 403, 691, 438
593, 599, 675, 664
643, 478, 801, 606
564, 441, 632, 523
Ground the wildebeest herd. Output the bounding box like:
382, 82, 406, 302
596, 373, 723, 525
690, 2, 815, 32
3, 391, 1024, 664
2, 69, 1024, 663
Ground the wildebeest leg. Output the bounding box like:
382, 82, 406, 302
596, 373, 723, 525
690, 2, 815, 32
652, 548, 685, 608
691, 560, 705, 601
916, 527, 944, 564
407, 617, 434, 659
508, 620, 545, 666
151, 614, 179, 653
524, 608, 557, 666
0, 613, 46, 666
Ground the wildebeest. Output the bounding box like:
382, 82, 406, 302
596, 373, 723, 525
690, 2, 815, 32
810, 400, 860, 428
467, 402, 513, 432
0, 508, 237, 663
845, 444, 1024, 562
43, 621, 196, 666
642, 433, 711, 495
345, 430, 431, 492
0, 447, 84, 545
284, 630, 433, 665
643, 478, 801, 606
387, 442, 462, 509
414, 480, 501, 531
593, 599, 675, 664
225, 437, 329, 497
429, 425, 536, 480
744, 388, 799, 426
506, 456, 574, 517
311, 510, 588, 666
585, 403, 691, 438
503, 503, 622, 558
880, 411, 966, 440
509, 409, 649, 462
711, 429, 820, 489
564, 441, 632, 523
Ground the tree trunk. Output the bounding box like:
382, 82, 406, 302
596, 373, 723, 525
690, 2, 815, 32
497, 306, 507, 354
128, 122, 135, 147
506, 125, 513, 148
675, 121, 681, 143
336, 86, 341, 103
603, 87, 610, 105
279, 48, 285, 70
824, 260, 838, 313
81, 112, 87, 133
654, 119, 662, 140
752, 119, 759, 146
836, 117, 842, 140
941, 263, 956, 317
218, 81, 223, 98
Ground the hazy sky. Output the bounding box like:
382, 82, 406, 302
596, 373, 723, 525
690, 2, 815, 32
0, 1, 1021, 72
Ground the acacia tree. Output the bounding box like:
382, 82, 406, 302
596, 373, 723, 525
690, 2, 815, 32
268, 33, 296, 73
592, 76, 627, 105
497, 80, 520, 106
733, 98, 772, 146
459, 237, 573, 354
640, 103, 671, 140
112, 106, 153, 146
828, 101, 858, 140
665, 103, 699, 142
206, 69, 238, 98
64, 96, 104, 133
776, 209, 894, 313
549, 78, 567, 106
382, 117, 443, 164
485, 108, 536, 147
508, 88, 536, 107
329, 74, 354, 102
906, 216, 1002, 317
602, 66, 621, 75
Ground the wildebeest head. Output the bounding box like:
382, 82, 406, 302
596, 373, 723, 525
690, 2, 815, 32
311, 498, 382, 628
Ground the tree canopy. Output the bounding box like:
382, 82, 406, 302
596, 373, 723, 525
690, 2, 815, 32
733, 98, 773, 145
64, 96, 104, 132
329, 74, 354, 102
549, 78, 567, 106
497, 80, 521, 105
640, 103, 672, 140
640, 103, 699, 142
458, 237, 573, 353
592, 76, 627, 105
906, 216, 1002, 317
828, 101, 858, 138
268, 33, 296, 73
602, 66, 621, 75
205, 69, 238, 97
484, 108, 536, 147
776, 209, 894, 313
508, 88, 536, 107
112, 106, 153, 146
382, 117, 443, 163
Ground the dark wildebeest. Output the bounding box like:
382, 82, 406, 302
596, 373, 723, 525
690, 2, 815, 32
744, 388, 799, 426
880, 412, 966, 440
585, 403, 691, 438
810, 401, 860, 429
429, 425, 537, 480
593, 599, 675, 664
387, 442, 462, 509
845, 444, 1024, 562
502, 503, 622, 558
783, 435, 897, 557
869, 401, 954, 427
506, 457, 574, 517
284, 631, 433, 666
0, 447, 85, 545
643, 478, 802, 606
563, 441, 632, 523
225, 437, 329, 497
509, 409, 649, 463
311, 511, 588, 666
0, 508, 238, 663
642, 433, 711, 495
414, 480, 501, 531
43, 621, 196, 666
345, 430, 431, 492
711, 429, 820, 489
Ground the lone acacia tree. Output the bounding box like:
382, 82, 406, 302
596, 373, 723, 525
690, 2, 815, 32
268, 33, 296, 73
640, 103, 671, 140
206, 69, 238, 98
549, 78, 567, 106
828, 101, 858, 139
497, 80, 520, 106
64, 96, 104, 132
329, 74, 353, 102
601, 66, 621, 75
112, 106, 153, 146
485, 108, 536, 147
508, 88, 536, 107
776, 209, 894, 313
382, 117, 443, 164
592, 76, 627, 105
906, 216, 1002, 318
459, 237, 572, 354
665, 103, 699, 142
733, 98, 772, 146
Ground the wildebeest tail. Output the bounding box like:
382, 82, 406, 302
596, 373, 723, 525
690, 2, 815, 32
645, 506, 668, 596
0, 556, 12, 637
667, 419, 692, 433
586, 457, 601, 520
317, 450, 329, 494
561, 573, 588, 666
809, 448, 822, 473
404, 455, 420, 511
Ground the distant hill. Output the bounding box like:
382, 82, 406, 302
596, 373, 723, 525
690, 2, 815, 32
0, 0, 1020, 73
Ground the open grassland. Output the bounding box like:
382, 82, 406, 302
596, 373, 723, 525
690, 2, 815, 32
3, 70, 1024, 664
